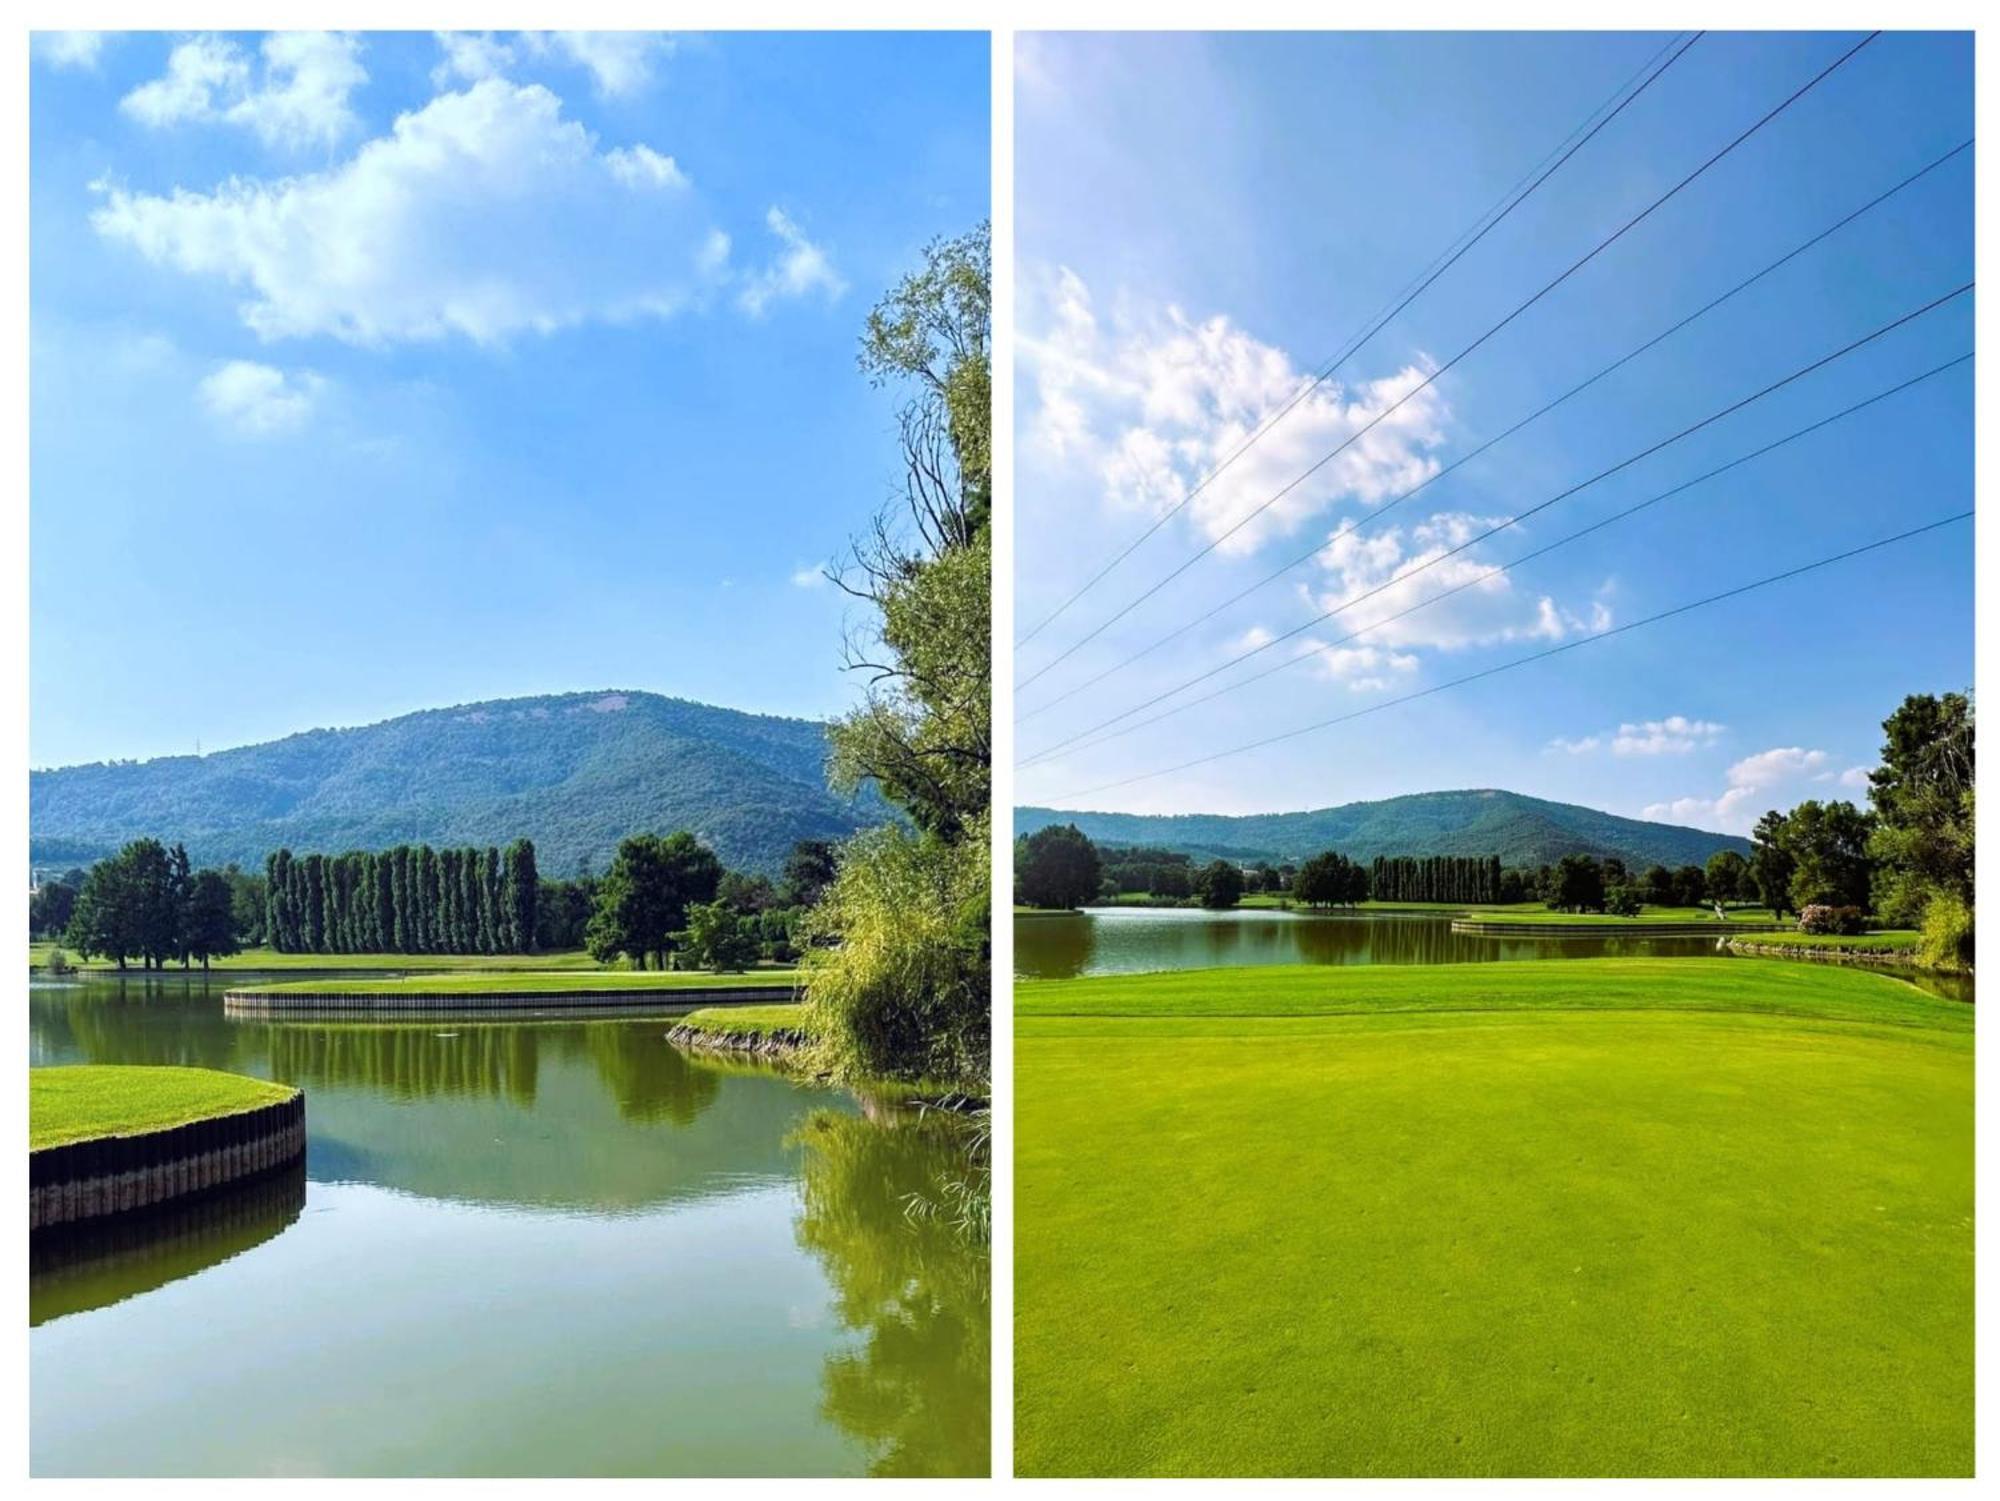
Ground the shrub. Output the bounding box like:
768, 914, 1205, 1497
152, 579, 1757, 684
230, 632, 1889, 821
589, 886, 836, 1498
1918, 891, 1974, 972
1798, 904, 1866, 936
45, 947, 74, 975
1604, 886, 1643, 917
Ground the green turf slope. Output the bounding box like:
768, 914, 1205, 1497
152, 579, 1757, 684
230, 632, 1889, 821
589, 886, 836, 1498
1016, 958, 1971, 1477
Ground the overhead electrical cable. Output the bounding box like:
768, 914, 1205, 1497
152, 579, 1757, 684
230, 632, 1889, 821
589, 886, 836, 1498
1017, 30, 1882, 694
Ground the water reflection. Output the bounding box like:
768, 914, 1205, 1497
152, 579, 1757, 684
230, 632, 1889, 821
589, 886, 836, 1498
794, 1107, 991, 1478
29, 975, 990, 1476
30, 1162, 307, 1327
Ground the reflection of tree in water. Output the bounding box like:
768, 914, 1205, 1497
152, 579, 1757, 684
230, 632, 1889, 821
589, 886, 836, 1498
40, 981, 246, 1071
584, 1023, 720, 1126
792, 1107, 991, 1477
262, 1023, 541, 1108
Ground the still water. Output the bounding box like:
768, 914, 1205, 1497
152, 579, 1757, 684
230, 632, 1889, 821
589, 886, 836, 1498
29, 975, 988, 1478
1016, 906, 1972, 1001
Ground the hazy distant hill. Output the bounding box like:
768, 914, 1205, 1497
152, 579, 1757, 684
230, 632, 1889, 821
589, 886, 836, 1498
32, 690, 888, 877
1015, 789, 1750, 870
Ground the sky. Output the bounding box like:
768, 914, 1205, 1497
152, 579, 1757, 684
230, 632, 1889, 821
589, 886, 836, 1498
1014, 30, 1974, 836
29, 30, 989, 768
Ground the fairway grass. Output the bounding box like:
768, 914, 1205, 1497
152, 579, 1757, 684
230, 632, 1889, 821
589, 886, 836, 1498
246, 970, 799, 997
31, 1066, 298, 1150
1016, 958, 1971, 1477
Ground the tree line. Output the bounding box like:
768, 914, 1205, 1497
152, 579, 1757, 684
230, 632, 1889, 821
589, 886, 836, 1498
264, 842, 539, 955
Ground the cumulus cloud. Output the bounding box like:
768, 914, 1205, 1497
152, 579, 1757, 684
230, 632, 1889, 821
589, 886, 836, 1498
432, 30, 673, 97
92, 79, 729, 346
1020, 266, 1451, 554
121, 31, 366, 150
35, 32, 110, 70
1643, 745, 1832, 833
1612, 715, 1726, 756
197, 359, 324, 435
737, 207, 845, 317
1547, 735, 1602, 755
1297, 510, 1610, 654
1839, 764, 1874, 789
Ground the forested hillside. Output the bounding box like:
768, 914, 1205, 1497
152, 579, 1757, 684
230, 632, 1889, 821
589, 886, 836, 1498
1015, 789, 1749, 870
32, 691, 885, 876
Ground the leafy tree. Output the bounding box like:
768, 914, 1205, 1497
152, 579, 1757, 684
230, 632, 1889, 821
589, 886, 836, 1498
1640, 864, 1675, 907
1014, 824, 1102, 910
586, 831, 724, 969
1549, 854, 1606, 913
1750, 811, 1798, 920
64, 856, 138, 968
679, 900, 761, 973
1866, 691, 1974, 928
1671, 865, 1707, 908
182, 869, 241, 969
1782, 800, 1874, 911
29, 878, 78, 940
782, 839, 840, 909
1198, 860, 1243, 910
1704, 850, 1747, 903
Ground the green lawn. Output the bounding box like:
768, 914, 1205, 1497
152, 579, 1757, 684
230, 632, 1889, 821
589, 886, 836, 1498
673, 1003, 812, 1039
31, 1065, 298, 1150
1017, 958, 1971, 1476
244, 969, 800, 997
1087, 897, 1778, 925
31, 942, 604, 972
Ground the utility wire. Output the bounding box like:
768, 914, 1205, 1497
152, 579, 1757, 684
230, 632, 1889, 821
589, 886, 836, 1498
1029, 353, 1969, 768
1022, 280, 1970, 765
1019, 137, 1972, 726
1015, 31, 1701, 649
1048, 510, 1972, 801
1017, 30, 1881, 694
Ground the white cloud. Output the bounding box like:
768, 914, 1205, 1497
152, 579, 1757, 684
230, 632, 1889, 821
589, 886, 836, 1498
1643, 745, 1832, 833
1839, 764, 1874, 789
1293, 637, 1420, 693
35, 32, 110, 70
1298, 510, 1610, 653
1611, 715, 1726, 756
737, 207, 844, 317
93, 79, 728, 346
790, 563, 826, 589
197, 359, 324, 435
1020, 266, 1452, 555
431, 31, 674, 97
1546, 735, 1601, 755
121, 32, 365, 150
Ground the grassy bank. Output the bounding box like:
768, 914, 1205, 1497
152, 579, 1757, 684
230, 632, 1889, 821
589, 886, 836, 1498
31, 943, 602, 973
671, 1003, 812, 1040
1728, 929, 1922, 955
243, 970, 799, 997
1017, 958, 1971, 1476
1080, 897, 1776, 925
31, 1065, 298, 1150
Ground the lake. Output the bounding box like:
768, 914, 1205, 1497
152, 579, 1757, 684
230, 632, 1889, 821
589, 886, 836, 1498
1016, 906, 1972, 1001
29, 974, 989, 1478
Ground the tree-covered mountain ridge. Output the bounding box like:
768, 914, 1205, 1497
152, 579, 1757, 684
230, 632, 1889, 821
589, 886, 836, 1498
32, 690, 888, 877
1015, 789, 1751, 870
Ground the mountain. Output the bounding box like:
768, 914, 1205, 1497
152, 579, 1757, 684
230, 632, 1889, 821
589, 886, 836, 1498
1015, 789, 1750, 870
32, 691, 889, 878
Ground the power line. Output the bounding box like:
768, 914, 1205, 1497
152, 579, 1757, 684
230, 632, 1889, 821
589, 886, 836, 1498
1014, 31, 1703, 648
1022, 281, 1970, 765
1017, 30, 1882, 694
1019, 136, 1972, 726
1028, 353, 1969, 768
1046, 510, 1971, 802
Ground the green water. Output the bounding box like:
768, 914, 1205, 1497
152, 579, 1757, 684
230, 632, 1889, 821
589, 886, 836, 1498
29, 974, 989, 1478
1016, 906, 1972, 1001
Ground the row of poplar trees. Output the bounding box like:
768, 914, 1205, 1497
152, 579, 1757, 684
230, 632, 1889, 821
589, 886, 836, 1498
264, 841, 538, 955
1369, 854, 1506, 905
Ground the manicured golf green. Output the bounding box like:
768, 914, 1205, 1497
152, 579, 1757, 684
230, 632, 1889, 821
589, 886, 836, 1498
673, 1003, 811, 1039
247, 970, 799, 996
31, 1066, 298, 1150
1017, 958, 1971, 1477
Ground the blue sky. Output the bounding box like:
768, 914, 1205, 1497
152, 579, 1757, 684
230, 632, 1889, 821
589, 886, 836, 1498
1014, 30, 1973, 835
30, 30, 988, 768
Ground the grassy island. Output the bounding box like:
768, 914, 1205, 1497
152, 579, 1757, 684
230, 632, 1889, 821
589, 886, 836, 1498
242, 970, 798, 998
1017, 957, 1971, 1476
31, 1066, 299, 1151
671, 1003, 812, 1041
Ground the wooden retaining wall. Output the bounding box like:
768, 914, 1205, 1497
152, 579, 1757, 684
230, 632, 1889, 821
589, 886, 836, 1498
222, 984, 798, 1015
30, 1093, 306, 1231
1450, 920, 1786, 937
